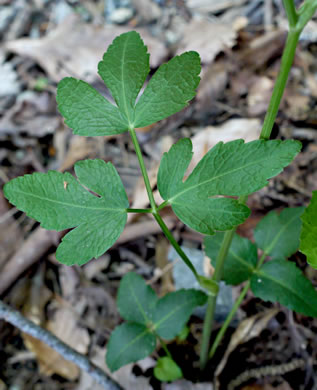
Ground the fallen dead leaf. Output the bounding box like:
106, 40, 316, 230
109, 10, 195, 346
247, 76, 274, 117
24, 304, 90, 380
176, 18, 237, 64
75, 346, 152, 390
155, 237, 174, 295
187, 0, 247, 14
215, 308, 279, 380
163, 380, 213, 390
190, 118, 262, 171
0, 193, 22, 270
5, 15, 168, 82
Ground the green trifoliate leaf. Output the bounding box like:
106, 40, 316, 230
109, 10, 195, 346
117, 272, 158, 324
158, 138, 301, 235
98, 31, 149, 125
134, 52, 201, 128
300, 191, 317, 268
106, 322, 156, 372
154, 357, 183, 382
4, 159, 128, 265
204, 232, 257, 285
154, 289, 207, 339
251, 260, 317, 317
107, 272, 207, 371
57, 31, 201, 136
254, 207, 304, 259
56, 78, 128, 136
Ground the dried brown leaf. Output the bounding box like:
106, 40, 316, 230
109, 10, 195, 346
215, 308, 279, 379
176, 18, 237, 64
24, 305, 90, 380
5, 15, 168, 82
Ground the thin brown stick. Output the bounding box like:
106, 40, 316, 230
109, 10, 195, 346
0, 301, 122, 390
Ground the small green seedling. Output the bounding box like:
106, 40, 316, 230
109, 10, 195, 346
3, 0, 317, 381
106, 272, 206, 375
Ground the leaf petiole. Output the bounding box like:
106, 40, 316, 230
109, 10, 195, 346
157, 200, 169, 211
129, 127, 157, 213
126, 208, 153, 213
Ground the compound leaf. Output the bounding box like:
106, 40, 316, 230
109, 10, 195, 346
300, 191, 317, 268
57, 31, 201, 136
251, 260, 317, 317
98, 31, 149, 125
158, 138, 301, 235
254, 207, 304, 259
154, 357, 183, 382
204, 232, 257, 285
154, 289, 207, 339
4, 159, 128, 266
134, 52, 201, 128
106, 322, 156, 372
117, 272, 158, 324
56, 78, 128, 136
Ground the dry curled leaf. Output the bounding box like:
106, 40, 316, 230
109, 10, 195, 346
215, 308, 279, 379
5, 15, 168, 82
176, 18, 237, 64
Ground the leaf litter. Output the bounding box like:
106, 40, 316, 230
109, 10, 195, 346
1, 0, 317, 389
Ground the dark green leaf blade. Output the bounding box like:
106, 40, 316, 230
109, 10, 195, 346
134, 52, 201, 128
106, 322, 156, 372
117, 272, 158, 324
154, 289, 207, 339
158, 138, 301, 235
300, 191, 317, 268
98, 31, 149, 125
172, 197, 250, 235
57, 78, 128, 136
4, 159, 128, 265
205, 232, 257, 285
179, 139, 301, 199
75, 159, 129, 207
251, 260, 317, 317
56, 211, 126, 266
157, 138, 193, 200
154, 357, 183, 382
254, 207, 304, 259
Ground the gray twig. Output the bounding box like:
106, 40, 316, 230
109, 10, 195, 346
0, 301, 122, 390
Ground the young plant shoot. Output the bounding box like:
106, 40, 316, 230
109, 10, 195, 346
4, 0, 317, 381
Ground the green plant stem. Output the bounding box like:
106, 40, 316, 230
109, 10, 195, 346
153, 213, 199, 279
126, 208, 152, 213
283, 0, 298, 27
157, 334, 173, 359
157, 200, 169, 211
209, 281, 250, 359
129, 128, 157, 212
260, 28, 301, 140
200, 20, 303, 370
129, 127, 200, 280
199, 229, 235, 369
208, 251, 268, 358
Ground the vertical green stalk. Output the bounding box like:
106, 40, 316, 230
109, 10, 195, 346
129, 127, 200, 280
199, 229, 235, 369
129, 128, 157, 212
283, 0, 298, 28
260, 28, 300, 140
208, 281, 250, 359
200, 8, 303, 369
208, 252, 267, 359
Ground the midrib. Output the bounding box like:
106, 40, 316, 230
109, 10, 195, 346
121, 35, 131, 124
169, 155, 275, 202
13, 189, 123, 212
